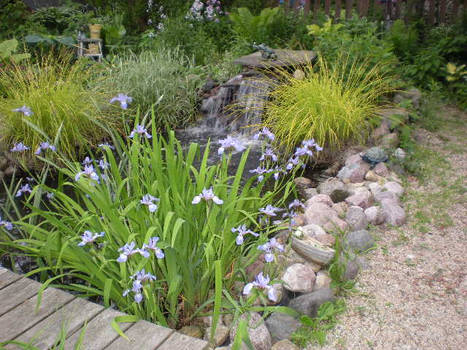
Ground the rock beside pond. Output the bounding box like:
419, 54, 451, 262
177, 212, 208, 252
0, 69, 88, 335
332, 202, 348, 217
381, 133, 399, 149
304, 202, 348, 232
345, 189, 373, 209
282, 263, 316, 293
374, 162, 389, 177
294, 177, 313, 197
288, 288, 336, 317
317, 178, 346, 196
364, 206, 385, 225
337, 162, 370, 183
205, 324, 230, 346
381, 198, 406, 226
305, 194, 333, 207
230, 312, 271, 350
384, 181, 404, 197
265, 312, 301, 342
314, 271, 332, 290
345, 206, 368, 231
345, 230, 375, 253
271, 339, 300, 350
180, 325, 203, 339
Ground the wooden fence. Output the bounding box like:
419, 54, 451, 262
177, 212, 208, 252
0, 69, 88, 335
281, 0, 465, 24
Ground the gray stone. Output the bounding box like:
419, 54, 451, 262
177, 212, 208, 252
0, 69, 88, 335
230, 312, 271, 350
330, 189, 350, 203
381, 133, 399, 149
345, 206, 368, 231
374, 162, 389, 177
303, 187, 318, 200
344, 258, 360, 281
204, 324, 230, 346
317, 178, 346, 196
337, 162, 370, 184
332, 202, 348, 217
314, 271, 332, 290
383, 181, 404, 197
345, 189, 373, 209
314, 233, 336, 247
294, 177, 313, 198
305, 194, 333, 207
296, 224, 326, 238
394, 88, 422, 109
282, 263, 316, 293
180, 325, 203, 339
345, 230, 375, 252
381, 198, 406, 226
365, 170, 385, 183
271, 339, 300, 350
304, 202, 348, 232
344, 153, 362, 166
394, 148, 406, 161
288, 288, 336, 317
364, 206, 385, 225
234, 49, 316, 69
265, 312, 301, 342
371, 120, 391, 140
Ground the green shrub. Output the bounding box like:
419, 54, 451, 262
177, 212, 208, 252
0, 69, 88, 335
1, 115, 295, 327
261, 56, 394, 152
99, 49, 203, 128
0, 53, 118, 161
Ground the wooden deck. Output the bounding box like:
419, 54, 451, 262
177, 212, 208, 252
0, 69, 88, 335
0, 267, 209, 349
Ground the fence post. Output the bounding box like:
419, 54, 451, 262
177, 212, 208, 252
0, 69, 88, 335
325, 0, 331, 16
304, 0, 311, 15
336, 0, 342, 20
314, 0, 321, 18
345, 0, 354, 19
428, 0, 435, 25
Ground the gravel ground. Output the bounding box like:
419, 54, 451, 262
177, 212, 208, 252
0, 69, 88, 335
307, 106, 467, 350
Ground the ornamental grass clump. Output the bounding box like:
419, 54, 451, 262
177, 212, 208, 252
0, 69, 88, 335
0, 52, 119, 161
0, 113, 314, 329
261, 56, 394, 153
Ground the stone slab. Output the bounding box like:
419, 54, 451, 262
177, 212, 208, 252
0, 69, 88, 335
234, 49, 316, 69
157, 332, 209, 350
105, 320, 173, 350
0, 287, 74, 342
0, 277, 41, 316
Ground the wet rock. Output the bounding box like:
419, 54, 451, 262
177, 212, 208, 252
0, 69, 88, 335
303, 188, 318, 200
230, 312, 271, 350
305, 194, 333, 207
345, 189, 373, 209
288, 288, 335, 317
304, 202, 348, 232
337, 162, 370, 184
345, 206, 368, 231
314, 271, 332, 290
381, 198, 406, 226
282, 263, 316, 293
271, 339, 300, 350
265, 312, 301, 342
4, 166, 15, 176
383, 181, 404, 197
345, 230, 375, 253
180, 325, 204, 339
364, 206, 385, 225
317, 178, 346, 196
332, 202, 348, 217
381, 133, 399, 149
205, 324, 230, 346
294, 177, 313, 197
374, 162, 389, 177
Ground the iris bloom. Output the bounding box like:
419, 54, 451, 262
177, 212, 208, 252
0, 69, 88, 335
249, 166, 269, 182
129, 125, 152, 139
285, 156, 300, 171
10, 142, 30, 152
16, 184, 32, 197
192, 187, 223, 205
75, 165, 99, 182
243, 272, 277, 302
142, 237, 165, 259
132, 268, 157, 283
0, 217, 13, 231
253, 127, 275, 142
258, 237, 284, 263
98, 142, 115, 150
231, 225, 259, 245
78, 230, 104, 246
82, 157, 93, 165
218, 136, 245, 156
34, 142, 56, 156
289, 199, 305, 210
46, 192, 54, 200
110, 94, 133, 109
98, 159, 109, 170
140, 194, 160, 213
124, 269, 157, 303
12, 105, 33, 116
259, 205, 281, 217
117, 242, 147, 263
260, 148, 278, 162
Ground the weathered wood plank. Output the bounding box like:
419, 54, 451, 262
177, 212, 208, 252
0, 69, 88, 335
0, 277, 41, 316
157, 332, 208, 350
0, 287, 74, 342
105, 320, 173, 350
0, 269, 23, 291
12, 297, 103, 349
65, 308, 133, 349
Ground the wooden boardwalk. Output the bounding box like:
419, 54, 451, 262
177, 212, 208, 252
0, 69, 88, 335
0, 267, 209, 349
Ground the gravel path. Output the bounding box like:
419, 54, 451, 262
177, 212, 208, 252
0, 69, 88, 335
308, 106, 467, 350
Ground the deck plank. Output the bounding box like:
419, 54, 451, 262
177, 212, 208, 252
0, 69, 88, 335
65, 308, 133, 349
0, 287, 74, 342
157, 332, 209, 350
0, 269, 23, 291
104, 320, 174, 350
12, 296, 104, 349
0, 277, 41, 316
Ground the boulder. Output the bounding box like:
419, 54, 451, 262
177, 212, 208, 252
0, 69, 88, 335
337, 162, 370, 183
204, 325, 230, 346
381, 133, 399, 149
394, 148, 406, 161
344, 153, 362, 166
343, 258, 360, 281
371, 120, 391, 141
374, 162, 389, 177
294, 177, 313, 198
314, 271, 332, 290
315, 234, 336, 247
292, 237, 335, 265
288, 288, 335, 317
345, 189, 373, 209
345, 206, 368, 231
230, 312, 271, 350
394, 88, 422, 109
332, 202, 348, 217
282, 263, 316, 293
317, 178, 346, 196
303, 187, 318, 200
365, 170, 385, 183
295, 224, 326, 238
374, 190, 400, 205
383, 181, 404, 197
364, 206, 385, 225
381, 198, 406, 226
265, 312, 301, 342
305, 194, 333, 207
271, 339, 300, 350
180, 325, 203, 339
345, 230, 375, 253
304, 202, 348, 232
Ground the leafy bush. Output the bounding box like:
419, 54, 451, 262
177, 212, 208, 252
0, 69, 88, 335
1, 116, 295, 328
0, 39, 30, 64
229, 7, 281, 45
99, 49, 203, 128
0, 53, 118, 160
261, 57, 394, 152
0, 0, 30, 40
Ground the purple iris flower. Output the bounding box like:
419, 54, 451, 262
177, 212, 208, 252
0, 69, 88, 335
142, 237, 165, 259
75, 165, 99, 182
260, 148, 278, 162
249, 166, 269, 182
243, 272, 277, 302
82, 157, 93, 165
258, 237, 284, 263
110, 94, 133, 109
253, 127, 275, 142
10, 142, 30, 152
289, 199, 305, 210
132, 268, 157, 283
98, 159, 109, 170
0, 217, 13, 231
117, 241, 147, 263
34, 142, 56, 156
78, 230, 105, 246
46, 192, 54, 200
192, 187, 223, 205
123, 269, 157, 303
140, 194, 160, 213
294, 146, 313, 158
286, 156, 300, 171
218, 136, 245, 156
16, 184, 32, 197
259, 205, 281, 217
129, 125, 152, 139
12, 105, 33, 116
231, 225, 259, 245
98, 142, 115, 150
